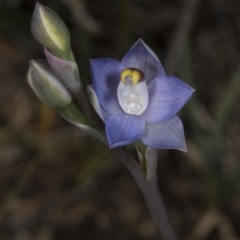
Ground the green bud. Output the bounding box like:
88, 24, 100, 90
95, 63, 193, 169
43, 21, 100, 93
60, 101, 89, 125
31, 2, 73, 60
27, 59, 72, 109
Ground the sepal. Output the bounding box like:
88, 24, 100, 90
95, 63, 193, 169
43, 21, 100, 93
87, 85, 104, 121
134, 145, 158, 181
60, 102, 107, 144
145, 147, 158, 181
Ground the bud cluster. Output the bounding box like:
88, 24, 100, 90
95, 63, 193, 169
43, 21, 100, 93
27, 2, 105, 142
27, 2, 80, 110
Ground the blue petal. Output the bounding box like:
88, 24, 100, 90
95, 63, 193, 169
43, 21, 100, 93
105, 112, 145, 148
90, 58, 125, 114
121, 39, 165, 82
144, 76, 195, 123
140, 116, 187, 151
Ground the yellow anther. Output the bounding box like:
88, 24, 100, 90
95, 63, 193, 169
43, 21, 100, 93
121, 69, 132, 82
120, 68, 143, 85
131, 69, 141, 85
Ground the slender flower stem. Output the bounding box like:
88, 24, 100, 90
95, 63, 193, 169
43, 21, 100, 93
142, 177, 177, 240
113, 147, 178, 240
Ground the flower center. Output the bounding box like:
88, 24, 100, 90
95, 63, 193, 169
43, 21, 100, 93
117, 68, 148, 115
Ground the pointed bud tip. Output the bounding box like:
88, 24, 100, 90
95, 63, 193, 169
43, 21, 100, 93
36, 1, 42, 7
29, 59, 35, 67
31, 2, 71, 58
29, 59, 43, 71
35, 1, 41, 9
33, 2, 43, 18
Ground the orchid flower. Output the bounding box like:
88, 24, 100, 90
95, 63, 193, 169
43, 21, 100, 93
90, 39, 194, 150
28, 4, 194, 237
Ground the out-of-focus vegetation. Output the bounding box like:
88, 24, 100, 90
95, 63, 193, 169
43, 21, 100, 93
0, 0, 240, 239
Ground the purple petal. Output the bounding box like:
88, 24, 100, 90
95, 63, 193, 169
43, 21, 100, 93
121, 39, 165, 82
141, 116, 187, 151
105, 112, 145, 148
144, 76, 195, 123
90, 58, 125, 114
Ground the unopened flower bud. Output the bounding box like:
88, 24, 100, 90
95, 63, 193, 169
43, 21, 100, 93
44, 47, 80, 92
31, 2, 72, 60
27, 60, 72, 109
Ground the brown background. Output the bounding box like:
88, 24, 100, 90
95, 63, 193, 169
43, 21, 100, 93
0, 0, 240, 239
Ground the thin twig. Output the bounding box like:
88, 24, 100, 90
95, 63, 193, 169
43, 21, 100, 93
211, 1, 240, 72
61, 0, 101, 34
165, 0, 200, 74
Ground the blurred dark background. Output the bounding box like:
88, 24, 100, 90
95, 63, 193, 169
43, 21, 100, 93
0, 0, 240, 239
